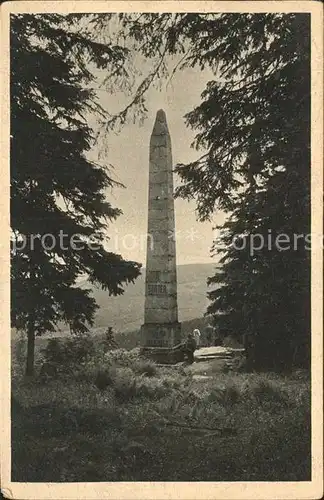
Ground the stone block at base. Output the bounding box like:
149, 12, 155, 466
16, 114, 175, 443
141, 322, 182, 349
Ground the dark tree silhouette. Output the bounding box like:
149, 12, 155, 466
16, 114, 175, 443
10, 14, 141, 375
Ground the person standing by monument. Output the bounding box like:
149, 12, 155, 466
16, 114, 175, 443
183, 332, 197, 364
193, 328, 201, 349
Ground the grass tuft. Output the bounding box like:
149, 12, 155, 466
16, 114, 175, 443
247, 377, 290, 406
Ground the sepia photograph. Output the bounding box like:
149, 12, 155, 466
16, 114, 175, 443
1, 1, 323, 499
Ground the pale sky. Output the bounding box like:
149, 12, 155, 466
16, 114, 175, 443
88, 58, 226, 266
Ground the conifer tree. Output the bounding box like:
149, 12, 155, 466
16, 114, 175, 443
120, 13, 311, 370
10, 14, 141, 375
207, 169, 310, 371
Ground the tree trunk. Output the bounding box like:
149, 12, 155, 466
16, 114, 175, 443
25, 315, 35, 376
243, 333, 256, 372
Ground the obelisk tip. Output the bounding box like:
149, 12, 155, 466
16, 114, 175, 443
152, 109, 169, 136
156, 109, 166, 121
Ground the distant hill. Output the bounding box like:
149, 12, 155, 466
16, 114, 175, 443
78, 262, 218, 334
11, 263, 221, 350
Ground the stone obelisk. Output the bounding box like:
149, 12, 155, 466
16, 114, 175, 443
141, 110, 181, 362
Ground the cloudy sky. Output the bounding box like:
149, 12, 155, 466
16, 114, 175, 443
89, 54, 226, 266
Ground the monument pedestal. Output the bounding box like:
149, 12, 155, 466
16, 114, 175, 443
140, 322, 182, 364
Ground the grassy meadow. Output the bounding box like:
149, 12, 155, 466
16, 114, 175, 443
11, 336, 311, 482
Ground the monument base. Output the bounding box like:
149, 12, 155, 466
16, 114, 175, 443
140, 322, 182, 364
141, 321, 182, 347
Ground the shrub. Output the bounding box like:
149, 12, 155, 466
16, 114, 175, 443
104, 348, 141, 367
41, 338, 65, 365
132, 359, 158, 377
110, 367, 171, 402
41, 335, 95, 368
94, 368, 116, 391
65, 335, 96, 363
135, 378, 169, 400
102, 327, 118, 353
207, 383, 241, 406
249, 378, 289, 406
113, 367, 137, 402
39, 362, 58, 382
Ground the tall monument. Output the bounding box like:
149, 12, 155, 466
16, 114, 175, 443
141, 110, 181, 362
